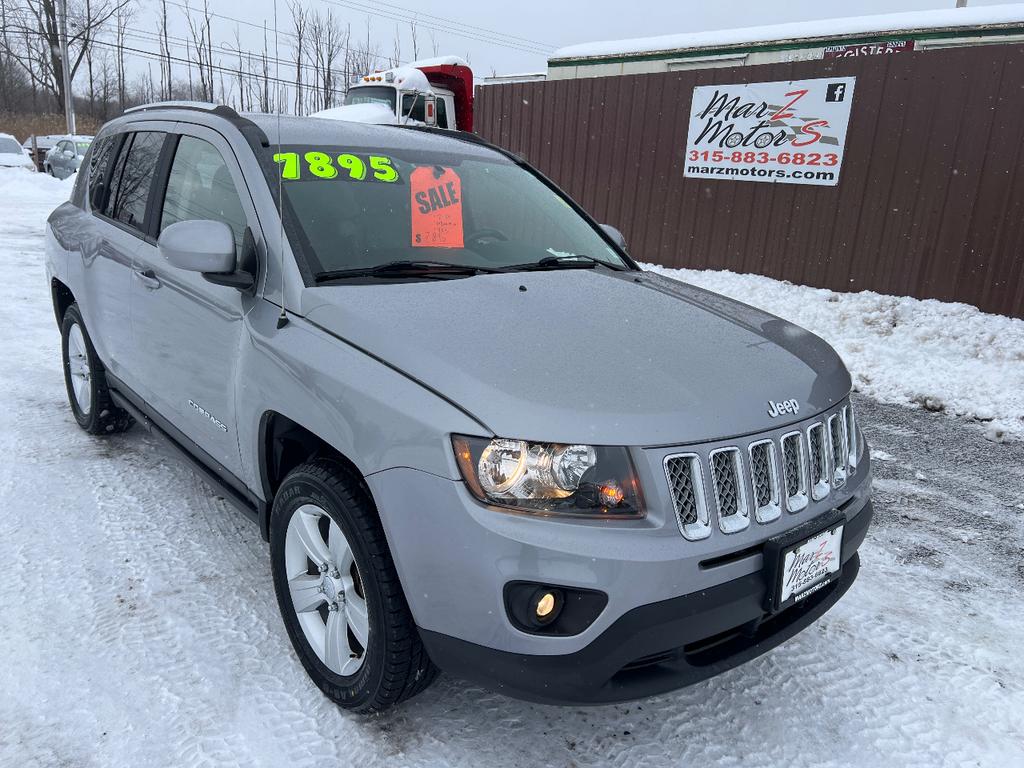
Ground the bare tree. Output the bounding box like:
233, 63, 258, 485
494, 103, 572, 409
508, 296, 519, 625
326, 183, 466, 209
0, 0, 132, 115
184, 0, 214, 101
289, 0, 306, 115
158, 0, 172, 100
115, 2, 131, 110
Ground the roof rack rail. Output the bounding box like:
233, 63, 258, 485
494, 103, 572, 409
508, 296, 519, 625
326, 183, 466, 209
122, 101, 270, 148
124, 101, 240, 118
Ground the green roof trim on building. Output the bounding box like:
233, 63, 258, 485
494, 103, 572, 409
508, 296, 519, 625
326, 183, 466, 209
548, 25, 1024, 68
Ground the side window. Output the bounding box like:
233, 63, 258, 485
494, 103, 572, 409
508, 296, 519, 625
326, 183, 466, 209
102, 135, 132, 218
106, 131, 165, 232
159, 136, 247, 252
401, 93, 426, 123
435, 98, 449, 129
77, 136, 108, 209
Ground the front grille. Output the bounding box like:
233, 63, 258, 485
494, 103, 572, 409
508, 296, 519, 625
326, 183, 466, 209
807, 422, 831, 501
748, 440, 781, 523
781, 431, 808, 512
828, 412, 848, 490
709, 448, 749, 533
661, 402, 856, 540
664, 453, 710, 540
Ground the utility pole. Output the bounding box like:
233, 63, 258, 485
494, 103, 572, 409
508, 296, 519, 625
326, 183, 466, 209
59, 0, 76, 134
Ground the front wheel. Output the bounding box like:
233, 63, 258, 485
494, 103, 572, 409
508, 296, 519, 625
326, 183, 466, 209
270, 459, 438, 712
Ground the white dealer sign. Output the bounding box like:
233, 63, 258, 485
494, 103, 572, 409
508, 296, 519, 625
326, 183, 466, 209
684, 76, 856, 187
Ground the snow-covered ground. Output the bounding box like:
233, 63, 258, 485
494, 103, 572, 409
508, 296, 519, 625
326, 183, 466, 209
1, 167, 1022, 766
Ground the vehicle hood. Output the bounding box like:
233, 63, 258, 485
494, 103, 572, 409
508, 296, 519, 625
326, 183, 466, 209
300, 270, 851, 446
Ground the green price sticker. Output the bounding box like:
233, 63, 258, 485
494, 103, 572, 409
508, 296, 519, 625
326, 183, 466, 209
273, 151, 399, 183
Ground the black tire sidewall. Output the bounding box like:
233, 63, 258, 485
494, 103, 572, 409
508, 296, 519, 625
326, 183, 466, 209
270, 469, 388, 709
61, 304, 101, 430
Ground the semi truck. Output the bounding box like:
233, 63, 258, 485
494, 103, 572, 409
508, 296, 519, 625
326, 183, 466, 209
335, 56, 474, 131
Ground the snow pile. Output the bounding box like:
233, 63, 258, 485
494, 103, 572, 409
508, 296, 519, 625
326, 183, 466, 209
0, 166, 73, 220
643, 263, 1024, 439
313, 102, 399, 125
552, 4, 1024, 59
390, 66, 433, 93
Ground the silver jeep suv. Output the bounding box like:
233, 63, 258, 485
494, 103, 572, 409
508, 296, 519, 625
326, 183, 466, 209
45, 103, 872, 711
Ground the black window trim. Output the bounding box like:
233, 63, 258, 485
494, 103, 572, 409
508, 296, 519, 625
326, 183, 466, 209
146, 133, 181, 243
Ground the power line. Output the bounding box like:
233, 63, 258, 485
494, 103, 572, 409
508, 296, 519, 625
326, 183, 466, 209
355, 0, 554, 50
315, 0, 553, 55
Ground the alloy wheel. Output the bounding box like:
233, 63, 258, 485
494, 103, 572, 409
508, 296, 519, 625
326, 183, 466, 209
66, 322, 92, 416
284, 503, 369, 676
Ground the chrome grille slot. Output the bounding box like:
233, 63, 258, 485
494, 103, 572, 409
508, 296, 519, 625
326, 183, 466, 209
709, 447, 749, 533
845, 404, 858, 474
748, 440, 781, 524
828, 412, 848, 490
807, 422, 831, 501
780, 431, 808, 513
664, 453, 711, 541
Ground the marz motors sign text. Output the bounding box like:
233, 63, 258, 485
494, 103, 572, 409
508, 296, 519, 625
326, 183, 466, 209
684, 77, 856, 187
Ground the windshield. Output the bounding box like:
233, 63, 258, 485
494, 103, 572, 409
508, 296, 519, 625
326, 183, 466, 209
76, 141, 91, 154
0, 138, 22, 154
343, 86, 397, 112
271, 143, 629, 278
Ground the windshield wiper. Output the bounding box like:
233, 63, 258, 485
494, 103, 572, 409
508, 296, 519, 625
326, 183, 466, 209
507, 254, 625, 272
315, 260, 503, 283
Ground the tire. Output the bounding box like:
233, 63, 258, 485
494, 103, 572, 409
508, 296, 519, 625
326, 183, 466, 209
61, 303, 133, 435
270, 458, 438, 712
44, 164, 53, 176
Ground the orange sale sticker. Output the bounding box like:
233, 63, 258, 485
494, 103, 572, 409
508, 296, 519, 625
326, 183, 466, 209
410, 166, 464, 248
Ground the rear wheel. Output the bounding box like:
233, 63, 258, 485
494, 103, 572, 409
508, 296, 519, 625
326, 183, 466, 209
60, 303, 133, 435
270, 458, 438, 712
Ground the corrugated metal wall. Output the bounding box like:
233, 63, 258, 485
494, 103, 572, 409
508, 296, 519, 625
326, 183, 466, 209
475, 45, 1024, 319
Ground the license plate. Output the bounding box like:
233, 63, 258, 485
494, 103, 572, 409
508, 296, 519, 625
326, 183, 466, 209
778, 524, 844, 605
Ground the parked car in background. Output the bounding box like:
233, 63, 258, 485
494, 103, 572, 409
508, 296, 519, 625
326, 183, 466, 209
0, 133, 35, 170
44, 135, 93, 178
21, 134, 64, 170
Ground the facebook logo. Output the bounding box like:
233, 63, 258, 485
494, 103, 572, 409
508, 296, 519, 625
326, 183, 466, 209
825, 82, 847, 102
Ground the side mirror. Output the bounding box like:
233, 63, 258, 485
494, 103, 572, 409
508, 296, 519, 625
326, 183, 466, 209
600, 223, 627, 252
159, 219, 237, 274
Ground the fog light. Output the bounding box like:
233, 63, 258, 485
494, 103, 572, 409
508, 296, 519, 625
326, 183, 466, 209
504, 582, 608, 636
530, 587, 562, 626
535, 591, 557, 619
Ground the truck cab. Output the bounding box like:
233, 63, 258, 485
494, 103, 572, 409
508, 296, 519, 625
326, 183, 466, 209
341, 56, 474, 131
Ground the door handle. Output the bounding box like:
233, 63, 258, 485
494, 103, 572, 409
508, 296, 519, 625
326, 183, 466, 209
133, 268, 161, 290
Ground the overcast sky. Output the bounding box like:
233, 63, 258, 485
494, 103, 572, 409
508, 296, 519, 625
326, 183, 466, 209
127, 0, 1014, 88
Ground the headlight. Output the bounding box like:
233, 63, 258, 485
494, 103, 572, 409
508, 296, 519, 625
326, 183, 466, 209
452, 435, 643, 518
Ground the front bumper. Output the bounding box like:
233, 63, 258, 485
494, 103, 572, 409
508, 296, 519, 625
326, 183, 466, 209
420, 503, 870, 705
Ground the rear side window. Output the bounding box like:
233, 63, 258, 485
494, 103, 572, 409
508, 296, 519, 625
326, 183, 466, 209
105, 131, 165, 232
436, 98, 449, 129
159, 136, 247, 252
84, 136, 114, 210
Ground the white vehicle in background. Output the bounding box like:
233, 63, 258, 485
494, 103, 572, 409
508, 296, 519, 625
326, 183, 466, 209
0, 133, 36, 170
316, 56, 474, 131
44, 135, 93, 179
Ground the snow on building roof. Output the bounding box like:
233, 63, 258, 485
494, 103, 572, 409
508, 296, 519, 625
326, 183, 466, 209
550, 4, 1024, 61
